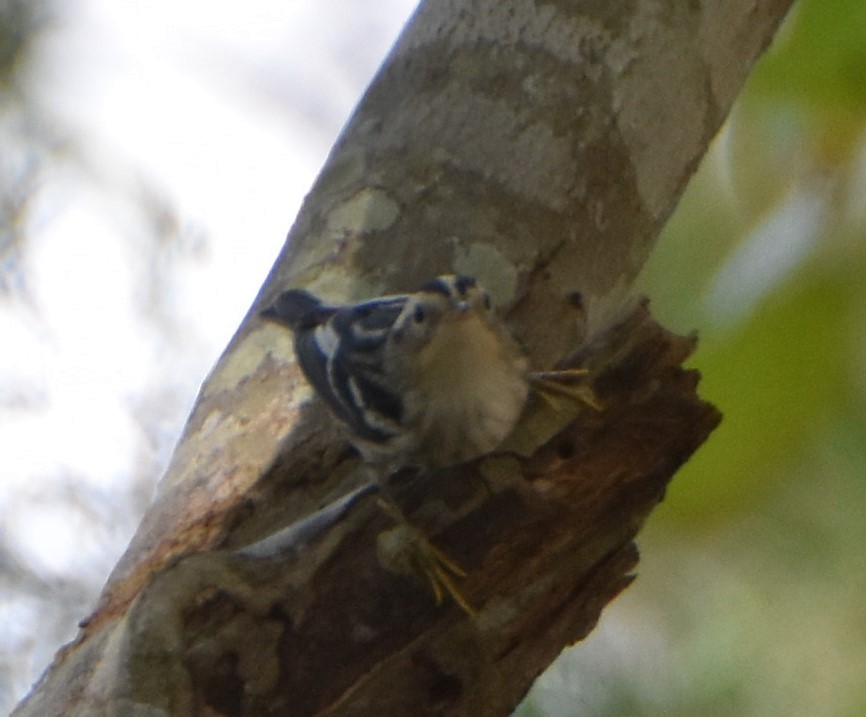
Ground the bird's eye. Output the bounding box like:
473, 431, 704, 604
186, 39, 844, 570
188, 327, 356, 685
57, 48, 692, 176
483, 292, 492, 310
414, 305, 426, 323
454, 275, 475, 297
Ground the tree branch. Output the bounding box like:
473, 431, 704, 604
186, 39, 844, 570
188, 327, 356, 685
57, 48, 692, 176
15, 0, 792, 715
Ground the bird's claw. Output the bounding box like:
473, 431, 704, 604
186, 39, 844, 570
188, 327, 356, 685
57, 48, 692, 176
375, 501, 474, 616
530, 368, 603, 411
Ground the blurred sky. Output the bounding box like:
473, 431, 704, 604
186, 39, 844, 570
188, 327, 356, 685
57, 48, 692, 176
0, 1, 415, 708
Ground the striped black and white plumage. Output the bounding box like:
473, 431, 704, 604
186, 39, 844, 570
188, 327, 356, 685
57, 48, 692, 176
261, 275, 530, 471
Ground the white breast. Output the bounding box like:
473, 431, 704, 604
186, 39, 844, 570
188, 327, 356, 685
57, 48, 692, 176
404, 314, 529, 468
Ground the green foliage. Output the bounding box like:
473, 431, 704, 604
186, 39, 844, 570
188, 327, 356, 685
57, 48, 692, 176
752, 0, 866, 117
664, 257, 859, 524
637, 0, 866, 530
742, 0, 866, 165
522, 0, 866, 714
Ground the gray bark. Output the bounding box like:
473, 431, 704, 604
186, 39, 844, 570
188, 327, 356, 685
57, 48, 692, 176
15, 0, 792, 715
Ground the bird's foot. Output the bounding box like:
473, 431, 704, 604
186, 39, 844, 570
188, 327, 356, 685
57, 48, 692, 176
529, 368, 602, 411
375, 498, 474, 616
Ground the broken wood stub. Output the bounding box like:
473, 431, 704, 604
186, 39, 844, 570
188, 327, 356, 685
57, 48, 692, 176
119, 302, 720, 717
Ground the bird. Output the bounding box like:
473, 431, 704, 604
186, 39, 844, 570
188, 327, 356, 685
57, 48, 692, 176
261, 274, 531, 474
261, 274, 595, 612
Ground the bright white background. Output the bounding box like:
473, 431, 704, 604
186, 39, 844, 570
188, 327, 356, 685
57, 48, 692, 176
0, 1, 416, 708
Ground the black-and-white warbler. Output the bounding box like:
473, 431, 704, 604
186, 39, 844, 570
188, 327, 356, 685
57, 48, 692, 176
262, 275, 597, 613
261, 275, 530, 472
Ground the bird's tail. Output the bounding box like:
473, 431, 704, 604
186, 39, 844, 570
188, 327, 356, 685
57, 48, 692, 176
261, 289, 335, 329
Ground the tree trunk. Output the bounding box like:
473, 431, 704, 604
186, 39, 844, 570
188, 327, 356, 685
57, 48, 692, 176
15, 1, 792, 715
